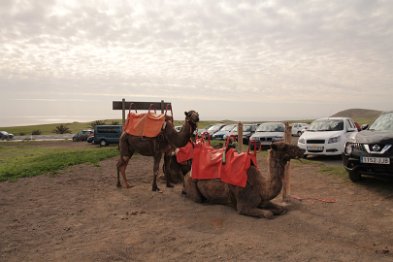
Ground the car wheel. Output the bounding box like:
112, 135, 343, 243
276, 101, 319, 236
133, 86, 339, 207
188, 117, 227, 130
100, 139, 107, 147
297, 131, 302, 136
348, 170, 362, 182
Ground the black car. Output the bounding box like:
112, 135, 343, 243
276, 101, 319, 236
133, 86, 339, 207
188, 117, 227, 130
72, 130, 94, 142
223, 123, 259, 144
343, 111, 393, 182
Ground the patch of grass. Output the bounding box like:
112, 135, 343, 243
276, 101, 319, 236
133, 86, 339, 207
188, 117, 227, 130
0, 142, 118, 181
319, 164, 347, 178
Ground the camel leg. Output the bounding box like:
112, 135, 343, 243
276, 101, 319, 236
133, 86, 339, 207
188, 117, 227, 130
163, 153, 174, 188
236, 202, 274, 219
258, 201, 288, 216
152, 153, 163, 192
116, 156, 131, 188
235, 196, 274, 219
183, 174, 203, 203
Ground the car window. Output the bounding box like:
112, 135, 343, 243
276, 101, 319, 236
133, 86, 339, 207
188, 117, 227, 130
369, 112, 393, 131
221, 125, 235, 131
243, 125, 252, 132
309, 119, 344, 131
207, 124, 223, 132
346, 120, 355, 129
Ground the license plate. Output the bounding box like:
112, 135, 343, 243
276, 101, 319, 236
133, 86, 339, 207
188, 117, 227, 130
307, 145, 324, 151
361, 157, 390, 164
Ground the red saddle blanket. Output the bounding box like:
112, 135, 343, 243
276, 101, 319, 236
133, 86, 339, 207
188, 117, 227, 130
191, 141, 258, 188
176, 141, 194, 163
124, 111, 166, 137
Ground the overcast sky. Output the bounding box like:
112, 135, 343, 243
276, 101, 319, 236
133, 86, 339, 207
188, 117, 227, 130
1, 0, 392, 126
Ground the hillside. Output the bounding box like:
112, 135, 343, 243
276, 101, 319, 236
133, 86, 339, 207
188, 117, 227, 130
331, 108, 383, 124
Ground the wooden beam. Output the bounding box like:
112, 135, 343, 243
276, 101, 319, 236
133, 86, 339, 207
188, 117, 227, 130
112, 100, 171, 112
113, 99, 172, 125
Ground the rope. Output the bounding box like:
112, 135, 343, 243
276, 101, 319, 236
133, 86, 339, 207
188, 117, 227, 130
289, 194, 336, 203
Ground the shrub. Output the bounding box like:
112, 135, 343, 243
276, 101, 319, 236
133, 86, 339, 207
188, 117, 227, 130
53, 124, 72, 134
90, 120, 106, 129
31, 130, 41, 135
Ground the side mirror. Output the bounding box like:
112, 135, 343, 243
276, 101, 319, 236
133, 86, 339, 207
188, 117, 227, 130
361, 124, 369, 130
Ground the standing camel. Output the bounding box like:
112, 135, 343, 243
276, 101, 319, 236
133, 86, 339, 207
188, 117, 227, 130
117, 110, 199, 191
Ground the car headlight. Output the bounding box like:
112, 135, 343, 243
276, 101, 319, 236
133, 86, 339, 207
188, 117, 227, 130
272, 137, 284, 142
328, 136, 340, 144
298, 138, 306, 144
345, 143, 353, 155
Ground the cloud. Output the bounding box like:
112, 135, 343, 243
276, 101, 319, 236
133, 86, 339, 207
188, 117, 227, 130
0, 0, 392, 126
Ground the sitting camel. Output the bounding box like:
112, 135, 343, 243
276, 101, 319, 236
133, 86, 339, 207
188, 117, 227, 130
183, 142, 305, 218
117, 110, 199, 191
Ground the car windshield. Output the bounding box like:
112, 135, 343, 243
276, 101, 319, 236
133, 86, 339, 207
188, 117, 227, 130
221, 125, 235, 131
369, 112, 393, 131
256, 123, 284, 132
207, 124, 223, 132
231, 125, 253, 132
308, 119, 344, 131
243, 125, 253, 132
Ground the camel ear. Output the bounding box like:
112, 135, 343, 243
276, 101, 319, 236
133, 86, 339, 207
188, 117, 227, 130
184, 111, 188, 116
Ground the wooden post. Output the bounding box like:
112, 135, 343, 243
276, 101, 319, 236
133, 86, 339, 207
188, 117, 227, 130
160, 100, 165, 114
121, 98, 126, 125
282, 122, 292, 202
237, 122, 243, 152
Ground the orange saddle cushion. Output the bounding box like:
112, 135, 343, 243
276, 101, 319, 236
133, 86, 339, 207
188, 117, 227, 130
124, 111, 166, 137
191, 141, 258, 187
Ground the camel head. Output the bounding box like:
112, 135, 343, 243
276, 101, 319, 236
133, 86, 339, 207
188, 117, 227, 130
270, 142, 305, 165
184, 110, 199, 130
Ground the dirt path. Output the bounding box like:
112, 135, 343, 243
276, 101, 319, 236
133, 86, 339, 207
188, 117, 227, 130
1, 153, 393, 261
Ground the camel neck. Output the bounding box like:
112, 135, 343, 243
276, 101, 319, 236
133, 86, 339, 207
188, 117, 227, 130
261, 154, 287, 200
165, 119, 194, 148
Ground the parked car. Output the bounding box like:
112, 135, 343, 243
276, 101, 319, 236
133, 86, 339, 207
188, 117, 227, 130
291, 123, 310, 136
212, 124, 237, 140
200, 123, 226, 139
93, 125, 122, 146
249, 122, 285, 149
87, 133, 95, 143
194, 124, 213, 137
298, 117, 358, 157
72, 129, 94, 142
223, 123, 259, 144
343, 111, 393, 182
0, 131, 14, 140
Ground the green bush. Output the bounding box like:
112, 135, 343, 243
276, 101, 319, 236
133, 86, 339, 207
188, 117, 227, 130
90, 120, 106, 129
53, 124, 72, 134
31, 130, 41, 135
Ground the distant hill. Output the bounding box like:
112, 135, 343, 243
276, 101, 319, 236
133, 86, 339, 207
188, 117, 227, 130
331, 108, 383, 124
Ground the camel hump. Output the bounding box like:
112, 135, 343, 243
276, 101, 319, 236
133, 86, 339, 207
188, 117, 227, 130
124, 111, 166, 137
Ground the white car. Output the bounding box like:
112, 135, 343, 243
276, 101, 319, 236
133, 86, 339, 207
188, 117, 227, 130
297, 117, 358, 157
249, 122, 285, 149
291, 122, 310, 136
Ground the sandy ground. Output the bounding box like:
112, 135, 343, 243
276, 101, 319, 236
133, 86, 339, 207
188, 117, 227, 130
1, 143, 393, 261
